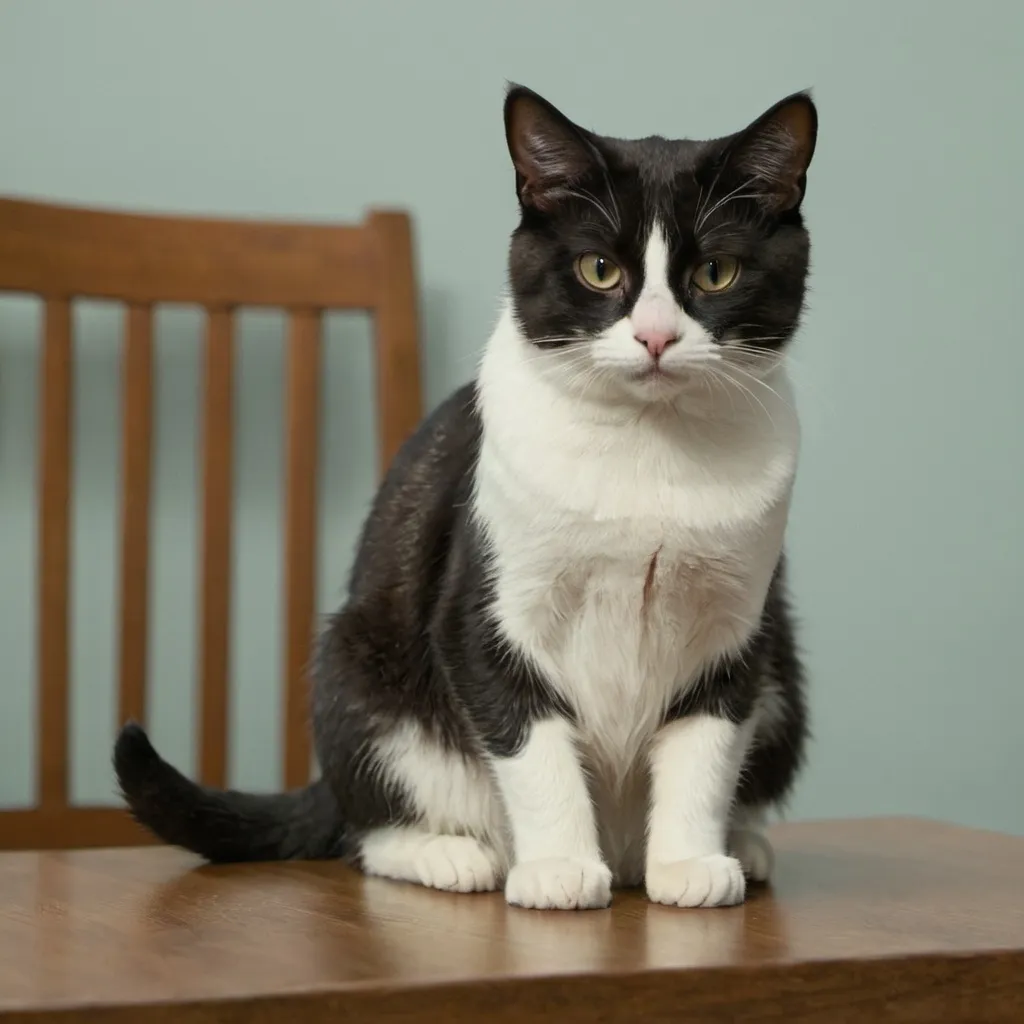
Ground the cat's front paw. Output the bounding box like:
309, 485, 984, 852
505, 857, 612, 910
646, 854, 746, 908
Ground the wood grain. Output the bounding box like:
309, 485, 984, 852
282, 310, 321, 789
0, 197, 379, 309
37, 299, 73, 811
198, 308, 235, 789
0, 819, 1021, 1022
117, 305, 154, 727
0, 809, 156, 851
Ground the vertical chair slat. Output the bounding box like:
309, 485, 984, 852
117, 305, 154, 727
199, 307, 235, 787
282, 310, 321, 789
37, 298, 73, 810
367, 212, 422, 477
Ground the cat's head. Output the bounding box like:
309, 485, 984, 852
504, 85, 817, 405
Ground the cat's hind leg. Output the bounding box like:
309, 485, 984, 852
355, 720, 508, 894
359, 827, 503, 893
727, 804, 774, 883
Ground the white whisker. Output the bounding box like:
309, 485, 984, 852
563, 186, 620, 232
712, 365, 778, 429
696, 176, 761, 232
693, 160, 732, 229
721, 361, 794, 414
701, 363, 741, 418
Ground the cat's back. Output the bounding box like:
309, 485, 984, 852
347, 382, 480, 601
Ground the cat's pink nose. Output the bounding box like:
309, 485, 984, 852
634, 328, 678, 359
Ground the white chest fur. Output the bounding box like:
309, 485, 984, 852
474, 312, 799, 785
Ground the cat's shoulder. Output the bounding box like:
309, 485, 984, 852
383, 381, 481, 481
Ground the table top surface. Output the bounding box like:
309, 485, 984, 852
0, 817, 1022, 1021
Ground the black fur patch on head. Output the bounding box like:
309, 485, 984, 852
504, 85, 817, 352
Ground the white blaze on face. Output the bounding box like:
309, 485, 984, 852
630, 224, 680, 351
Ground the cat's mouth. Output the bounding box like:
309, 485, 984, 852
631, 364, 681, 384
622, 363, 703, 402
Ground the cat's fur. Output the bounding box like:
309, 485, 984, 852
115, 84, 815, 910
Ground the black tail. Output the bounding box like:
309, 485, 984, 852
113, 723, 344, 863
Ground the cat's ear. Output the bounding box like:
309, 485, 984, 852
725, 92, 817, 213
504, 85, 601, 211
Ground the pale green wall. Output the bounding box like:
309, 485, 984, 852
1, 1, 1022, 832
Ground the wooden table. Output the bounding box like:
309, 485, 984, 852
0, 818, 1021, 1022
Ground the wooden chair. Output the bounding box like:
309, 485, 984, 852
0, 197, 422, 850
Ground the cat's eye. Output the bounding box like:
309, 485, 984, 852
576, 252, 622, 292
691, 256, 740, 293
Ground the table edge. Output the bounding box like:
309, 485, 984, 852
4, 947, 1023, 1023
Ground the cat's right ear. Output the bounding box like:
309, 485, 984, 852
724, 92, 818, 214
504, 85, 599, 211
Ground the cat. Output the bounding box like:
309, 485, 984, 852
114, 83, 815, 911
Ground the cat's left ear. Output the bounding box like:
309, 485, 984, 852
504, 84, 602, 211
726, 92, 817, 213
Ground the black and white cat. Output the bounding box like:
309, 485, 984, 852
115, 84, 815, 911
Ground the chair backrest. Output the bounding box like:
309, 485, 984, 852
0, 197, 422, 850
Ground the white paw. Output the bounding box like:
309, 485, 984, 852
729, 828, 774, 883
505, 857, 612, 910
414, 835, 501, 893
646, 854, 746, 907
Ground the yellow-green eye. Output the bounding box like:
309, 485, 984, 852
576, 252, 622, 291
691, 256, 740, 293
